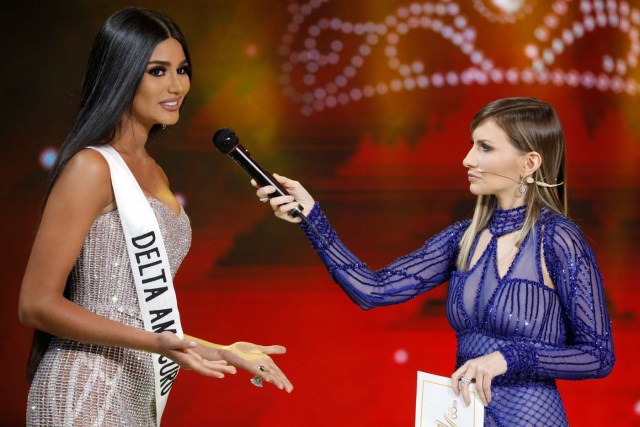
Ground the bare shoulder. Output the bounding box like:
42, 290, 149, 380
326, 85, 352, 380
50, 148, 114, 213
64, 148, 110, 179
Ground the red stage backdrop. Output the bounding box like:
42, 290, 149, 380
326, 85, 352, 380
2, 1, 639, 425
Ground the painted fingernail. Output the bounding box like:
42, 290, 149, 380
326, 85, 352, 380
188, 341, 197, 347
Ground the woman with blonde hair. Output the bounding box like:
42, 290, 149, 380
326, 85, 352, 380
256, 97, 614, 426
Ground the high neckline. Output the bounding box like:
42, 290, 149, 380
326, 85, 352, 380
489, 205, 526, 236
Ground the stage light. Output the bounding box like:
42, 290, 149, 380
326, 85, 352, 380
521, 69, 535, 84
403, 77, 416, 90
359, 45, 372, 56
490, 68, 504, 84
446, 72, 459, 86
39, 147, 58, 170
506, 68, 519, 84
174, 193, 186, 207
411, 61, 424, 74
279, 0, 640, 114
376, 82, 389, 95
580, 72, 596, 88
393, 349, 409, 364
363, 85, 375, 97
303, 74, 315, 86
432, 73, 444, 87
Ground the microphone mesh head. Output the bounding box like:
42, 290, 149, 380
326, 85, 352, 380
212, 128, 238, 153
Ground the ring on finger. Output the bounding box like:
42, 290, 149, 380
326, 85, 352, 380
259, 197, 269, 203
257, 365, 267, 373
459, 374, 472, 385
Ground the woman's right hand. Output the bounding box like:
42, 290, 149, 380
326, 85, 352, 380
252, 173, 315, 223
157, 332, 237, 379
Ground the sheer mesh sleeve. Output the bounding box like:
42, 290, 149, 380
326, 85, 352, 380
498, 217, 615, 380
299, 202, 469, 310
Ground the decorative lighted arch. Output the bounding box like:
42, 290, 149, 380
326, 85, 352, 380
278, 0, 640, 115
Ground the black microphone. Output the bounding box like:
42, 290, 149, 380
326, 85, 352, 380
213, 128, 303, 217
212, 128, 328, 247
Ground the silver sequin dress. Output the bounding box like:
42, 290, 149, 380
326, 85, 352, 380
27, 198, 191, 427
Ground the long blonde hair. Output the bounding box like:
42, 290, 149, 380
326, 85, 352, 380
456, 98, 567, 270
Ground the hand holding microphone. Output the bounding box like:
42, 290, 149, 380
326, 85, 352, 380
252, 174, 315, 224
212, 128, 326, 246
212, 128, 306, 218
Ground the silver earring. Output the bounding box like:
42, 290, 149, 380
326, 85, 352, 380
161, 124, 167, 130
518, 177, 527, 195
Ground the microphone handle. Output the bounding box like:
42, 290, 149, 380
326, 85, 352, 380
228, 145, 303, 217
228, 145, 329, 248
227, 144, 329, 248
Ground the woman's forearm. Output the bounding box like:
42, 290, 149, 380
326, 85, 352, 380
20, 294, 160, 354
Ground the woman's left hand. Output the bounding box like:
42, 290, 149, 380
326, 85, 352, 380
222, 341, 294, 393
451, 351, 507, 407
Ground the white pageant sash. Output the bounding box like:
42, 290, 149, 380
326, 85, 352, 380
89, 145, 183, 426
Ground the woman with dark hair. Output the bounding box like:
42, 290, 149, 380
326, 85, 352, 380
255, 97, 614, 426
19, 7, 292, 426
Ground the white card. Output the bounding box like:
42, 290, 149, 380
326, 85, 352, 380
415, 371, 484, 427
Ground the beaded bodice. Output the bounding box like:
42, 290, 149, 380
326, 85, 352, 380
300, 202, 614, 426
69, 198, 191, 320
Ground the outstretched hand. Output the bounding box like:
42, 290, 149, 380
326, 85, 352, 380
157, 332, 237, 379
252, 173, 315, 223
222, 341, 294, 393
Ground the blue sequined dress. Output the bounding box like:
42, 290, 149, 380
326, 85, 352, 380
300, 203, 614, 426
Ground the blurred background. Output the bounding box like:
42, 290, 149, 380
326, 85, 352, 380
1, 0, 638, 425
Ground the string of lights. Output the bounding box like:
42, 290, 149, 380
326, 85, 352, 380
278, 0, 640, 116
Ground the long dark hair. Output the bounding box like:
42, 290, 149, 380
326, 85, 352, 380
27, 7, 192, 383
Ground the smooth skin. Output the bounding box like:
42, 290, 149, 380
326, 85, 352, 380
253, 120, 544, 402
19, 38, 292, 393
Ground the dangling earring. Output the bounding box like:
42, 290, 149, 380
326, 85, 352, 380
161, 124, 167, 130
518, 177, 528, 195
